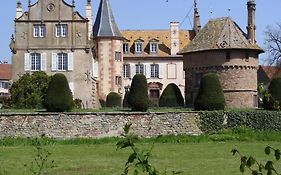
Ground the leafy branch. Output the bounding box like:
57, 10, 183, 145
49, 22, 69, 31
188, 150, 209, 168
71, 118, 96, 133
117, 123, 182, 175
232, 146, 281, 175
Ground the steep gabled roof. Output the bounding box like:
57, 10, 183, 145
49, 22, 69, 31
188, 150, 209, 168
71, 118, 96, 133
0, 64, 12, 80
179, 17, 264, 54
93, 0, 122, 38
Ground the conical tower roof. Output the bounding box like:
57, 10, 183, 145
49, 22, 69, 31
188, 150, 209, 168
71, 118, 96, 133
93, 0, 123, 38
179, 17, 263, 54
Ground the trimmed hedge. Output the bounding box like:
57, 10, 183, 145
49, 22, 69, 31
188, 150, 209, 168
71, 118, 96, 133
106, 92, 121, 107
43, 73, 74, 112
122, 91, 130, 108
159, 83, 184, 107
128, 74, 149, 111
199, 110, 281, 133
194, 73, 225, 111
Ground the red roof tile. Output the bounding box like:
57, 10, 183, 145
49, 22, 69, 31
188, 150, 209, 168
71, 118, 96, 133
0, 64, 12, 80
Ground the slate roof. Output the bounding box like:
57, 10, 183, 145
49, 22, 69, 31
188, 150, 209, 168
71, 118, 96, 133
0, 64, 12, 80
179, 17, 264, 54
93, 0, 123, 38
122, 30, 194, 57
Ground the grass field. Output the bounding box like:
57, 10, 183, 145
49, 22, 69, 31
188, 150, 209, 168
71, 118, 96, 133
1, 136, 281, 175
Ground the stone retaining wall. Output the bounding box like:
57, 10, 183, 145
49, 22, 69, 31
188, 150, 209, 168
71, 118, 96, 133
0, 112, 202, 138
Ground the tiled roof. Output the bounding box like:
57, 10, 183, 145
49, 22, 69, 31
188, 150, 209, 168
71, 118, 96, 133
258, 66, 281, 84
93, 0, 123, 38
179, 17, 264, 54
0, 64, 12, 80
122, 30, 194, 57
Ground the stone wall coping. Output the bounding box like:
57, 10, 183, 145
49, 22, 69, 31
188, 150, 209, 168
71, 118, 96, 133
0, 111, 199, 116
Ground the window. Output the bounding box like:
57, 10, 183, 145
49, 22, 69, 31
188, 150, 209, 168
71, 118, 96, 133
56, 24, 68, 37
123, 64, 130, 78
135, 43, 143, 54
194, 73, 203, 88
115, 76, 122, 86
150, 43, 158, 54
30, 53, 41, 71
115, 52, 122, 61
57, 53, 68, 71
34, 24, 46, 37
123, 43, 129, 54
124, 86, 130, 92
150, 64, 159, 78
135, 64, 144, 75
0, 81, 9, 89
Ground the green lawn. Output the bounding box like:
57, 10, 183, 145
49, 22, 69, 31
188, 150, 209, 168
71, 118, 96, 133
1, 141, 281, 175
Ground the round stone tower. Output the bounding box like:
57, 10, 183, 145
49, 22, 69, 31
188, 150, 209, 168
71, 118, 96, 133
179, 2, 264, 108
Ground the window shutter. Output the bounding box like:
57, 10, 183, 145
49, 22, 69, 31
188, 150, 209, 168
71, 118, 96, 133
41, 53, 47, 71
68, 53, 74, 71
24, 53, 30, 71
159, 64, 164, 79
93, 60, 99, 78
51, 53, 57, 71
146, 64, 151, 78
131, 64, 136, 78
68, 82, 74, 96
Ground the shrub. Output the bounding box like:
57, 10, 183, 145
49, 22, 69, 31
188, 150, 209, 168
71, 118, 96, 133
262, 78, 281, 110
199, 111, 225, 133
99, 99, 106, 108
159, 83, 184, 107
122, 91, 130, 108
74, 98, 83, 109
10, 71, 50, 109
128, 74, 149, 111
106, 92, 121, 107
194, 73, 225, 111
43, 73, 73, 112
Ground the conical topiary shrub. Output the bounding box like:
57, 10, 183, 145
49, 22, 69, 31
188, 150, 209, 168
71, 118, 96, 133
43, 73, 74, 112
194, 73, 225, 111
106, 92, 121, 107
128, 74, 149, 111
159, 83, 184, 107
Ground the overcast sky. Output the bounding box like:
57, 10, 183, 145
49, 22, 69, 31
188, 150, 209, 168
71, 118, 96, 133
0, 0, 280, 64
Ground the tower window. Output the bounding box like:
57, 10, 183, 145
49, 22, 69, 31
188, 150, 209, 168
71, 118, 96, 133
245, 53, 249, 62
226, 52, 230, 60
115, 76, 122, 86
115, 52, 122, 61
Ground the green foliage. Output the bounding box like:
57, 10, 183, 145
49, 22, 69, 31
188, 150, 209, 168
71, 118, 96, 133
43, 73, 74, 112
159, 83, 184, 107
73, 98, 82, 109
128, 74, 149, 111
194, 73, 225, 111
123, 91, 130, 108
9, 72, 50, 109
117, 123, 182, 175
99, 99, 106, 108
199, 110, 281, 133
261, 78, 281, 111
106, 92, 121, 107
24, 137, 55, 175
199, 111, 225, 133
232, 146, 281, 175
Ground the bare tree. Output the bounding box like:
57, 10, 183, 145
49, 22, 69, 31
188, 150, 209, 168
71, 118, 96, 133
265, 24, 281, 65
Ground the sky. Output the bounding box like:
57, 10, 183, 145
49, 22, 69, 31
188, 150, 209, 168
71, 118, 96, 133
0, 0, 280, 64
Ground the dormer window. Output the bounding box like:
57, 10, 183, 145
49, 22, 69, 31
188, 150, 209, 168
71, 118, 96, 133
123, 43, 129, 54
149, 39, 159, 54
134, 38, 144, 54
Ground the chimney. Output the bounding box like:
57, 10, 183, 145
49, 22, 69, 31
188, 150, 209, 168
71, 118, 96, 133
16, 1, 23, 19
247, 0, 256, 44
170, 22, 179, 55
86, 0, 93, 40
193, 0, 201, 35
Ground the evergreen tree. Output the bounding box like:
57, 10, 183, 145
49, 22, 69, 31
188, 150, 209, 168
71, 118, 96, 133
43, 73, 73, 112
106, 92, 121, 107
159, 83, 184, 107
128, 74, 149, 111
194, 73, 225, 111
